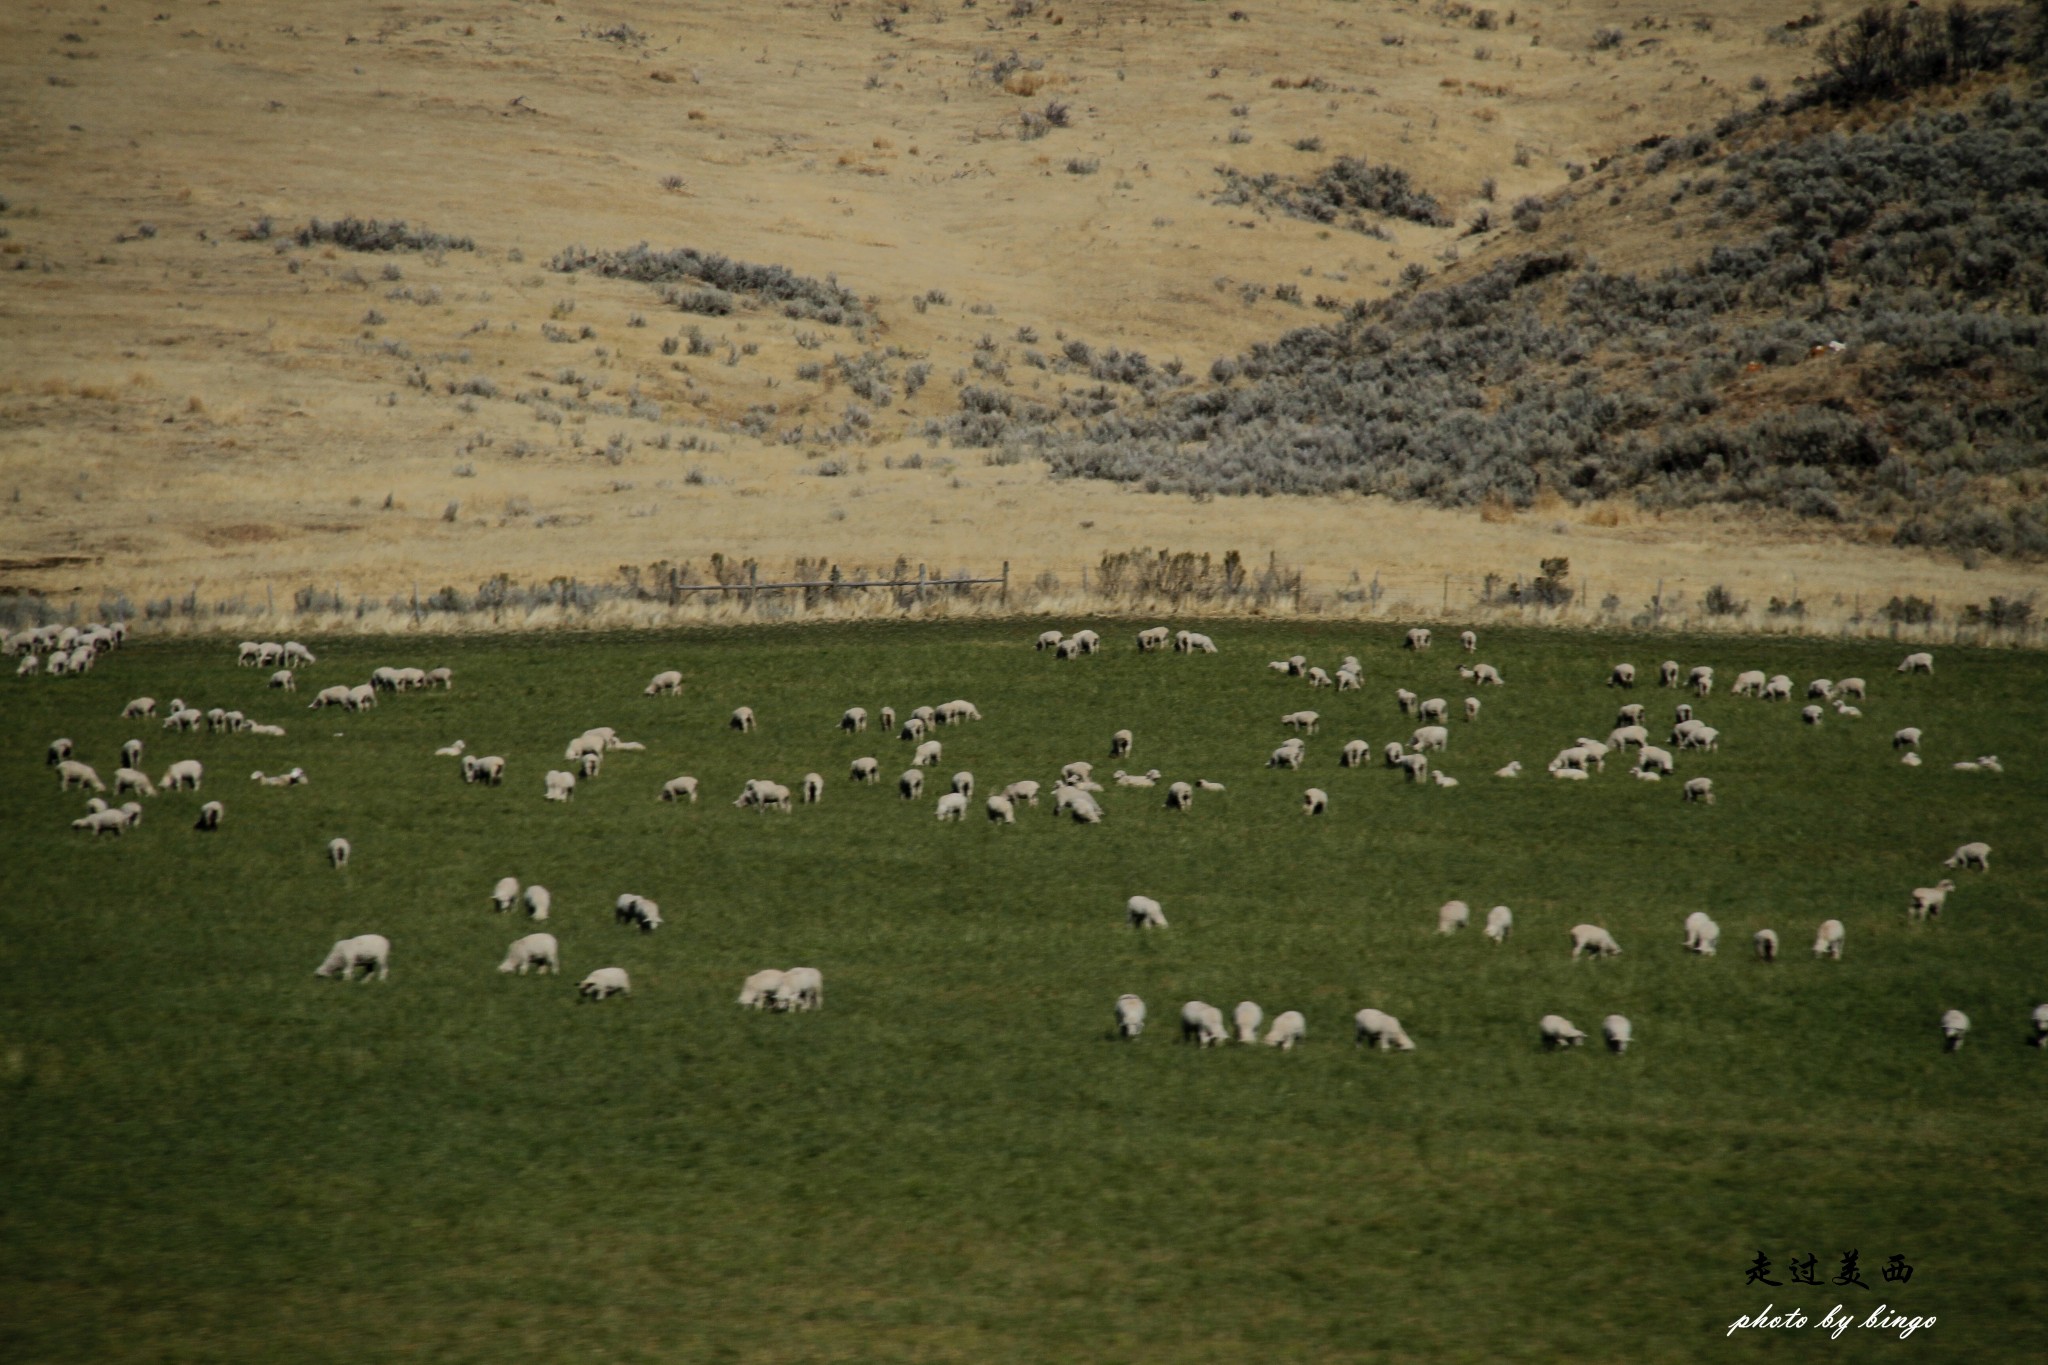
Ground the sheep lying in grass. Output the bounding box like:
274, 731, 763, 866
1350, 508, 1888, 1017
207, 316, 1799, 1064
315, 934, 390, 982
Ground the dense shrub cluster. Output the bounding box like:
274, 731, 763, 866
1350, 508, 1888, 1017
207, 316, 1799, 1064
1214, 155, 1450, 231
550, 244, 867, 325
296, 217, 475, 253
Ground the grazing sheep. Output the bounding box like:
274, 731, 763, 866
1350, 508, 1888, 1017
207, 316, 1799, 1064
1570, 924, 1622, 959
1072, 630, 1101, 654
1898, 652, 1934, 674
1180, 1002, 1228, 1047
1335, 668, 1362, 692
738, 969, 787, 1009
1061, 761, 1095, 784
1418, 697, 1449, 724
913, 739, 943, 768
1608, 663, 1637, 688
899, 769, 925, 800
1682, 912, 1720, 955
71, 809, 131, 837
1808, 678, 1835, 700
424, 667, 453, 690
1165, 781, 1195, 811
328, 837, 351, 869
578, 752, 603, 781
878, 707, 897, 733
615, 894, 663, 933
1940, 1009, 1970, 1051
1731, 670, 1767, 697
122, 697, 157, 718
1136, 625, 1171, 652
1285, 654, 1309, 676
1602, 1015, 1633, 1054
1404, 628, 1431, 651
1608, 725, 1650, 751
1394, 687, 1418, 715
774, 968, 824, 1013
1801, 705, 1825, 726
1004, 780, 1041, 806
1460, 629, 1478, 652
56, 760, 106, 792
1944, 841, 1992, 871
578, 968, 631, 1001
661, 775, 701, 803
163, 759, 208, 790
729, 706, 756, 733
1339, 739, 1370, 768
1754, 929, 1779, 962
1035, 629, 1066, 651
492, 877, 521, 912
840, 707, 868, 733
1267, 743, 1305, 770
1355, 1008, 1417, 1051
1301, 787, 1329, 815
314, 935, 391, 982
1059, 787, 1105, 824
1127, 895, 1168, 928
1909, 879, 1957, 920
1835, 677, 1867, 700
474, 756, 506, 786
935, 792, 968, 821
849, 758, 880, 785
15, 653, 39, 676
1484, 905, 1513, 942
1682, 777, 1716, 805
499, 933, 560, 975
644, 670, 685, 696
1494, 761, 1523, 778
1464, 697, 1481, 723
112, 767, 156, 797
2032, 1003, 2048, 1048
1397, 754, 1431, 782
1437, 900, 1470, 934
1055, 638, 1082, 659
803, 772, 825, 804
1306, 666, 1335, 689
1233, 1001, 1263, 1045
1182, 632, 1218, 654
1688, 666, 1715, 697
1635, 746, 1675, 776
1762, 674, 1793, 702
269, 669, 296, 693
748, 781, 794, 813
193, 800, 223, 831
1658, 660, 1681, 688
1540, 1015, 1588, 1049
1410, 725, 1449, 753
1813, 919, 1845, 959
1110, 728, 1134, 757
937, 699, 983, 724
986, 794, 1016, 824
1681, 724, 1719, 751
522, 885, 552, 922
1472, 664, 1503, 686
1281, 711, 1320, 735
1264, 1011, 1307, 1050
543, 770, 577, 803
308, 686, 351, 711
282, 641, 314, 667
1115, 994, 1147, 1039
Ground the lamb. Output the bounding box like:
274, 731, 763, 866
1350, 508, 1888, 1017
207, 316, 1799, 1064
1127, 895, 1168, 928
1682, 777, 1716, 805
1264, 1011, 1306, 1050
1196, 779, 1227, 792
849, 758, 880, 785
1540, 1015, 1588, 1049
523, 885, 552, 922
1004, 780, 1041, 806
1943, 842, 1991, 871
1681, 725, 1719, 751
1464, 698, 1481, 723
1179, 1002, 1228, 1047
1072, 630, 1101, 654
193, 801, 224, 831
345, 685, 376, 711
1182, 632, 1218, 654
328, 837, 351, 869
751, 781, 794, 813
1659, 660, 1681, 688
1281, 711, 1320, 735
1460, 629, 1478, 652
913, 739, 943, 768
315, 934, 390, 982
1484, 904, 1513, 942
122, 697, 157, 718
1493, 761, 1523, 779
1551, 766, 1590, 782
113, 767, 157, 797
1731, 670, 1767, 697
1472, 664, 1504, 686
1754, 929, 1779, 962
15, 653, 38, 676
71, 809, 131, 837
578, 968, 631, 1001
773, 968, 823, 1013
899, 769, 925, 800
1570, 924, 1622, 959
579, 752, 603, 780
1549, 746, 1598, 774
1404, 628, 1431, 650
840, 707, 868, 734
1801, 705, 1825, 726
1898, 652, 1934, 674
543, 770, 577, 802
1354, 1008, 1417, 1051
1608, 663, 1637, 688
1683, 911, 1720, 955
1601, 1015, 1632, 1054
1335, 668, 1362, 692
1952, 755, 2002, 773
1418, 697, 1449, 724
615, 894, 663, 933
1940, 1009, 1969, 1051
1410, 725, 1449, 753
986, 794, 1017, 824
283, 642, 315, 667
803, 772, 825, 804
1832, 702, 1862, 718
1908, 879, 1956, 920
1813, 919, 1845, 959
1055, 637, 1082, 659
661, 776, 701, 803
738, 970, 786, 1009
935, 792, 968, 821
729, 706, 757, 733
424, 667, 453, 690
492, 877, 521, 912
644, 670, 685, 696
499, 933, 560, 975
238, 641, 261, 666
938, 699, 983, 724
1431, 771, 1459, 788
1301, 787, 1329, 815
1110, 728, 1134, 756
1339, 739, 1370, 768
435, 740, 467, 758
1164, 781, 1195, 811
1116, 994, 1147, 1039
2033, 1003, 2048, 1048
1286, 654, 1309, 676
1437, 899, 1470, 934
1061, 761, 1095, 783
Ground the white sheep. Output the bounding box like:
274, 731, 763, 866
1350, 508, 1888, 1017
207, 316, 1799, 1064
1183, 632, 1218, 654
913, 739, 943, 768
1608, 725, 1650, 751
15, 653, 38, 677
1908, 879, 1956, 920
1460, 629, 1478, 652
935, 792, 968, 821
578, 968, 631, 1001
1055, 637, 1082, 659
1268, 743, 1305, 770
1410, 725, 1449, 753
1302, 786, 1329, 814
579, 752, 603, 781
1633, 746, 1674, 776
1836, 677, 1867, 700
543, 770, 577, 803
1339, 739, 1370, 768
499, 933, 560, 975
899, 769, 925, 800
1943, 841, 1991, 871
1472, 664, 1503, 687
644, 670, 685, 696
738, 970, 786, 1009
1463, 697, 1481, 723
122, 697, 157, 718
1570, 924, 1622, 959
1397, 754, 1431, 782
1437, 899, 1470, 934
1601, 1015, 1632, 1054
1754, 929, 1779, 962
308, 686, 350, 711
729, 706, 757, 733
1196, 779, 1226, 793
849, 758, 880, 785
1233, 1001, 1263, 1045
1404, 628, 1431, 651
56, 760, 106, 792
661, 775, 701, 803
1682, 911, 1719, 955
270, 669, 296, 693
193, 801, 224, 830
1484, 905, 1513, 942
1306, 666, 1335, 689
939, 699, 983, 724
1813, 919, 1845, 959
1807, 678, 1835, 700
1759, 674, 1791, 702
800, 772, 824, 805
986, 794, 1016, 824
774, 967, 823, 1012
1952, 755, 2003, 773
1898, 652, 1934, 674
315, 934, 390, 982
1072, 630, 1101, 653
112, 766, 157, 797
1136, 625, 1171, 652
1682, 777, 1716, 804
1004, 780, 1041, 806
1264, 1011, 1306, 1050
1732, 670, 1767, 697
1540, 1015, 1588, 1049
1180, 1002, 1227, 1047
1127, 895, 1168, 928
1418, 697, 1449, 723
1394, 687, 1418, 715
1608, 663, 1637, 688
1281, 711, 1320, 734
1116, 994, 1147, 1038
1494, 761, 1523, 779
1833, 701, 1862, 718
1801, 705, 1825, 726
615, 894, 663, 933
1335, 668, 1362, 692
1940, 1009, 1969, 1051
1431, 771, 1459, 788
71, 809, 131, 837
523, 885, 552, 922
1354, 1008, 1417, 1051
1164, 781, 1195, 811
840, 706, 868, 733
435, 740, 467, 758
2032, 1003, 2048, 1048
1551, 766, 1589, 782
492, 877, 521, 912
328, 837, 351, 869
878, 707, 898, 733
1286, 654, 1309, 675
475, 756, 507, 786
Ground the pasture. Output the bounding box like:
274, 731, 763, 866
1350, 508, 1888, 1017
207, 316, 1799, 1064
2, 620, 2043, 1363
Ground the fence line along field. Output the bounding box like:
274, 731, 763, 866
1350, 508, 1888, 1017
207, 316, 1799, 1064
3, 619, 2043, 1362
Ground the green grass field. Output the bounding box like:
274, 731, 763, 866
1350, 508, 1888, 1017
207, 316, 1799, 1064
2, 620, 2042, 1363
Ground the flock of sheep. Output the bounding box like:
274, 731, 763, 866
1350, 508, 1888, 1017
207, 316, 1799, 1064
21, 620, 2034, 1051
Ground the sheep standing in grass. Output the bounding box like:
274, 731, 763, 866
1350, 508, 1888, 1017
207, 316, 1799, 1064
1683, 911, 1720, 956
935, 792, 968, 822
1037, 630, 1064, 651
113, 767, 156, 797
1682, 777, 1716, 805
1732, 670, 1767, 697
849, 758, 879, 785
1281, 711, 1320, 735
738, 970, 786, 1009
122, 698, 157, 719
729, 706, 756, 733
1398, 754, 1431, 782
1460, 630, 1478, 652
1464, 697, 1481, 722
1264, 1011, 1307, 1050
840, 707, 868, 733
1801, 705, 1825, 726
544, 770, 577, 803
1484, 905, 1513, 942
1127, 895, 1168, 928
913, 739, 943, 768
499, 933, 560, 975
1136, 626, 1171, 652
644, 671, 684, 696
1180, 1002, 1228, 1047
71, 809, 131, 837
315, 935, 390, 982
1394, 687, 1418, 715
986, 794, 1016, 824
1541, 1015, 1588, 1049
1410, 725, 1449, 753
1418, 697, 1449, 724
1659, 660, 1681, 688
1602, 1016, 1633, 1054
1944, 842, 1992, 871
1438, 900, 1470, 934
1814, 919, 1845, 959
1005, 780, 1041, 806
1355, 1009, 1417, 1051
1570, 925, 1622, 959
492, 877, 521, 911
328, 837, 351, 869
1233, 1001, 1263, 1045
523, 886, 552, 922
1754, 929, 1779, 961
615, 894, 663, 933
661, 776, 701, 803
1116, 994, 1147, 1038
47, 738, 75, 766
579, 968, 631, 1001
57, 760, 106, 792
1165, 781, 1194, 811
1609, 663, 1637, 688
1940, 1009, 1970, 1051
194, 801, 224, 831
1405, 628, 1431, 651
2032, 1003, 2048, 1048
1909, 879, 1957, 920
1302, 787, 1329, 815
1268, 742, 1305, 770
1339, 739, 1370, 768
899, 770, 925, 801
774, 968, 824, 1013
1058, 788, 1104, 824
1898, 652, 1934, 674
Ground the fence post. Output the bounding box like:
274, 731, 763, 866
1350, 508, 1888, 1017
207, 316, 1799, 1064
748, 562, 758, 612
917, 564, 927, 606
1001, 560, 1009, 609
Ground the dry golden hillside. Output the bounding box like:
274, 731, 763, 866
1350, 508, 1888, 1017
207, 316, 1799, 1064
2, 0, 2041, 632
